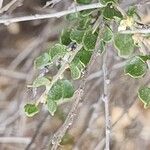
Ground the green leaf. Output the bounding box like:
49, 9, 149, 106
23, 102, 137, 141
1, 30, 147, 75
32, 77, 50, 88
66, 13, 79, 21
47, 99, 57, 116
127, 6, 137, 17
76, 48, 92, 65
70, 57, 85, 80
100, 0, 118, 5
75, 0, 92, 4
47, 79, 75, 101
99, 26, 113, 42
102, 3, 123, 20
124, 56, 148, 78
70, 63, 81, 80
34, 53, 50, 69
60, 29, 72, 46
114, 34, 134, 58
70, 29, 85, 44
24, 103, 39, 117
83, 30, 98, 51
62, 80, 75, 98
80, 9, 94, 17
49, 44, 67, 61
139, 55, 150, 62
78, 16, 91, 30
138, 87, 150, 108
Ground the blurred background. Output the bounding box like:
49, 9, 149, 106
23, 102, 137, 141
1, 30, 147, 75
0, 0, 150, 150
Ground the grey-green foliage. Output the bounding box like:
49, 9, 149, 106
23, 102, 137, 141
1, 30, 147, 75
25, 0, 150, 118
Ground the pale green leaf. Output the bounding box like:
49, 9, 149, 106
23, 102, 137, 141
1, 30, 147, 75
47, 79, 75, 101
75, 0, 92, 4
47, 99, 57, 116
138, 87, 150, 108
83, 30, 98, 51
70, 63, 81, 80
32, 77, 50, 88
49, 44, 67, 61
114, 34, 135, 58
124, 56, 148, 78
70, 29, 85, 44
102, 3, 123, 20
60, 29, 72, 46
24, 103, 39, 117
34, 53, 50, 69
99, 26, 113, 42
100, 0, 118, 5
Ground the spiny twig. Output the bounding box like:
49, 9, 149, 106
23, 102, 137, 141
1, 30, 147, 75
102, 49, 111, 150
0, 3, 105, 24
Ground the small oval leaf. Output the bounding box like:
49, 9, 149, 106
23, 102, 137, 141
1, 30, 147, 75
114, 34, 135, 58
70, 29, 85, 44
24, 103, 39, 117
47, 99, 57, 116
102, 3, 123, 20
83, 30, 98, 51
34, 53, 50, 69
32, 77, 50, 88
138, 87, 150, 108
60, 29, 72, 46
124, 56, 148, 78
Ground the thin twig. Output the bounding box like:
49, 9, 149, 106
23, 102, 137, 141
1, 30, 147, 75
0, 3, 105, 24
102, 49, 111, 150
50, 89, 84, 150
120, 29, 150, 34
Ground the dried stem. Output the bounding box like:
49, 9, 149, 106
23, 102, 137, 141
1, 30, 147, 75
0, 3, 105, 24
50, 89, 84, 150
102, 50, 111, 150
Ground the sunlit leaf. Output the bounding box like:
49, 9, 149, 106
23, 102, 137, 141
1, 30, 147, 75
49, 44, 67, 61
75, 0, 92, 4
102, 3, 123, 20
138, 87, 150, 108
47, 99, 57, 116
99, 26, 113, 42
24, 103, 39, 117
124, 56, 148, 78
75, 48, 92, 65
100, 0, 118, 5
32, 77, 50, 88
60, 29, 72, 46
34, 53, 50, 69
47, 79, 75, 101
83, 30, 98, 51
70, 29, 85, 44
114, 34, 135, 58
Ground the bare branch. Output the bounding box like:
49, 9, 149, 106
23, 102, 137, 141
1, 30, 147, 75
102, 49, 111, 150
0, 3, 105, 24
120, 29, 150, 34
